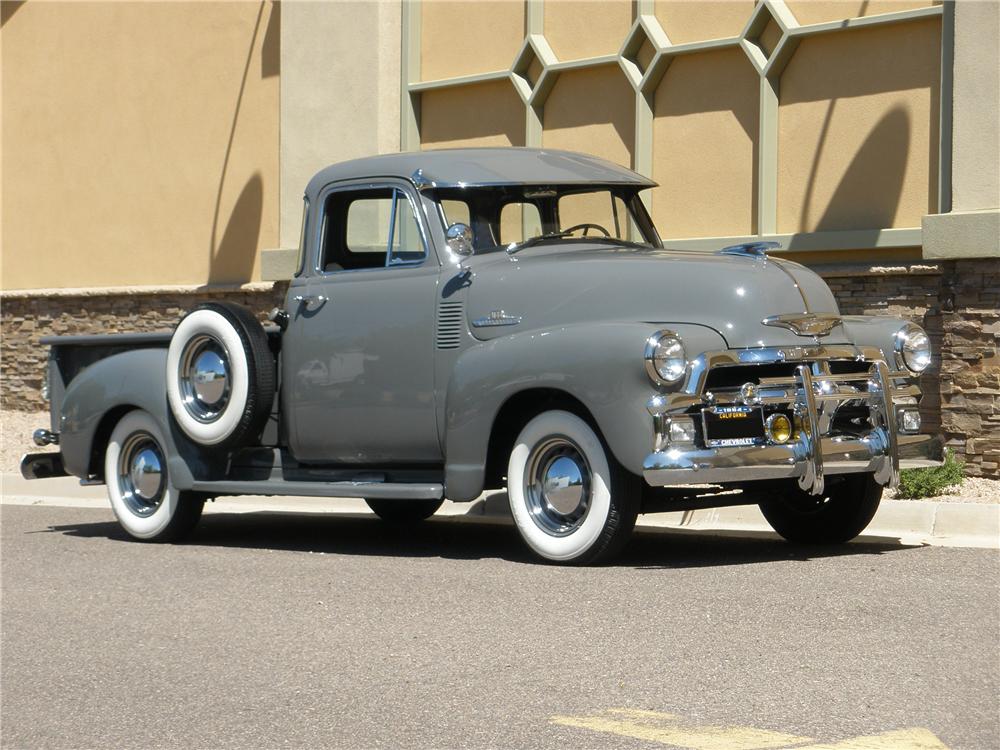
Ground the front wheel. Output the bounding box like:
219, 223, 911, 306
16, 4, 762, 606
105, 410, 204, 542
759, 473, 882, 544
507, 410, 639, 564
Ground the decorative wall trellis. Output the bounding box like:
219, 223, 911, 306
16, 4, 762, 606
401, 0, 952, 255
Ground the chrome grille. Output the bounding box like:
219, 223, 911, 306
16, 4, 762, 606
436, 301, 464, 350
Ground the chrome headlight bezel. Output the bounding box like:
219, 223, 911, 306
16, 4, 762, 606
894, 322, 932, 374
644, 330, 687, 386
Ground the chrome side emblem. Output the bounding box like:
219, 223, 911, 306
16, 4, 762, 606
762, 313, 842, 338
472, 310, 522, 328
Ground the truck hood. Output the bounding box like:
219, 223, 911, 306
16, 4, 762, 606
462, 244, 847, 349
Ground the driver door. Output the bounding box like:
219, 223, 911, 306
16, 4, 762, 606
282, 181, 441, 464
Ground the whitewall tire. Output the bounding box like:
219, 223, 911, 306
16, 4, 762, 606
166, 302, 274, 449
507, 410, 639, 564
105, 410, 204, 542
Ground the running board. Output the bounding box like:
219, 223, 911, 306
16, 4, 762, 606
190, 479, 444, 501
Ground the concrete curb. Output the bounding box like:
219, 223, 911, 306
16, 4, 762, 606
3, 473, 997, 549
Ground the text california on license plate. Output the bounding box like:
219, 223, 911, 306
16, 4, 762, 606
702, 404, 765, 447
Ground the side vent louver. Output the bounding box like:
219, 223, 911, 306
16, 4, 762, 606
436, 301, 464, 350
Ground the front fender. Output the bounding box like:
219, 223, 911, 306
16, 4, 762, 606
59, 349, 203, 487
840, 315, 911, 365
443, 321, 727, 500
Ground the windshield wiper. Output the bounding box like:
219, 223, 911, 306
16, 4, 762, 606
505, 230, 573, 255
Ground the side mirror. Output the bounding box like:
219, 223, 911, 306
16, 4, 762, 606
445, 223, 474, 259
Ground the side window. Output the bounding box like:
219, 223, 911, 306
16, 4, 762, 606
499, 201, 543, 245
320, 187, 426, 272
346, 192, 394, 260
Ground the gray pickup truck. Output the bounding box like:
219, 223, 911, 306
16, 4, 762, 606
22, 148, 936, 563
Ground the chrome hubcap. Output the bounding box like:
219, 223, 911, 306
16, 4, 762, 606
179, 335, 231, 422
117, 433, 166, 517
523, 438, 591, 536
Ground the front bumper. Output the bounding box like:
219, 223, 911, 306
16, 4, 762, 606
643, 348, 937, 495
643, 432, 935, 489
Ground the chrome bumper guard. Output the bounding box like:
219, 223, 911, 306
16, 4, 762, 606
643, 347, 936, 495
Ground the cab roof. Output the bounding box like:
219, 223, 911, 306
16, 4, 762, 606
305, 148, 657, 197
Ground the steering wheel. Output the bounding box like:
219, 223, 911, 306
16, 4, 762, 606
563, 222, 611, 238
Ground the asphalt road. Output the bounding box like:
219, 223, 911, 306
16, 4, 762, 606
2, 504, 998, 750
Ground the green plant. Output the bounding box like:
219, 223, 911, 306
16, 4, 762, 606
895, 449, 965, 499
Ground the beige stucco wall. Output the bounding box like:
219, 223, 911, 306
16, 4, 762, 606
278, 1, 400, 251
951, 0, 1000, 213
544, 0, 632, 61
653, 1, 754, 45
421, 79, 526, 149
777, 19, 941, 233
420, 0, 524, 81
785, 0, 938, 27
2, 1, 279, 290
541, 65, 634, 168
652, 48, 758, 238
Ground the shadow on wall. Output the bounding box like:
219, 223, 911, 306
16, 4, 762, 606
210, 172, 263, 284
208, 0, 274, 284
543, 64, 635, 158
814, 105, 910, 231
419, 79, 527, 148
654, 49, 758, 141
261, 0, 280, 78
0, 1, 25, 26
784, 106, 911, 251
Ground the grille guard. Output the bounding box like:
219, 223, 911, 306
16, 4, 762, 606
644, 346, 923, 495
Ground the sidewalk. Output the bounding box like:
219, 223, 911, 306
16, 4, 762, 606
3, 473, 997, 549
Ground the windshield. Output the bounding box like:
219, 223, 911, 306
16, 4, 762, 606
433, 185, 660, 254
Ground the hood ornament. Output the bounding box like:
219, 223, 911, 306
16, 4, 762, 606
473, 310, 522, 328
762, 313, 842, 338
718, 241, 781, 258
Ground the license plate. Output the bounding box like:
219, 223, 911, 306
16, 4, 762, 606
702, 405, 765, 447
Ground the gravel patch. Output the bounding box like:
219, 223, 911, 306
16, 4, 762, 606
2, 410, 57, 473
886, 475, 999, 504
3, 409, 997, 503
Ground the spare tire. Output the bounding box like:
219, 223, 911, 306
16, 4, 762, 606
166, 302, 275, 449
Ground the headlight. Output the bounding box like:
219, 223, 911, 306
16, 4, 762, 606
895, 323, 931, 373
644, 331, 686, 385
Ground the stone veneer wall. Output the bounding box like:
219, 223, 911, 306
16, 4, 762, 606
2, 261, 998, 477
2, 283, 288, 412
819, 259, 999, 477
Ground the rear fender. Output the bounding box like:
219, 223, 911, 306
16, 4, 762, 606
58, 349, 209, 487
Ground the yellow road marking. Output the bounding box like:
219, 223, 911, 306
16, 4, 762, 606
550, 709, 810, 750
788, 728, 951, 750
549, 709, 951, 750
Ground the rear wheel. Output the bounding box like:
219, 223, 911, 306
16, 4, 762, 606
759, 473, 882, 544
365, 498, 444, 523
507, 410, 639, 564
104, 410, 204, 542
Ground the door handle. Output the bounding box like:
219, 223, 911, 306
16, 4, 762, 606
293, 294, 328, 305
